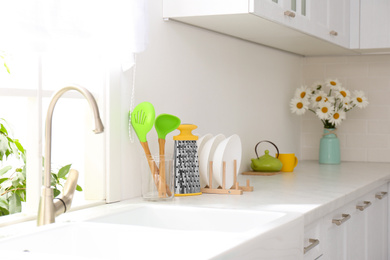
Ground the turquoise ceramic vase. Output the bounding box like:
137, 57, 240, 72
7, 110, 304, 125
319, 128, 340, 164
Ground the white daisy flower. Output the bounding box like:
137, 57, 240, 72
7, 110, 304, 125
290, 98, 309, 115
342, 97, 353, 110
334, 87, 351, 102
316, 102, 334, 120
294, 85, 311, 100
323, 95, 335, 104
329, 109, 346, 127
352, 90, 369, 108
310, 91, 327, 107
325, 79, 342, 90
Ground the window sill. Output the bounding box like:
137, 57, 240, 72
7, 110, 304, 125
0, 200, 105, 231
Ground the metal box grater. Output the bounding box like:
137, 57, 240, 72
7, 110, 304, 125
173, 124, 201, 196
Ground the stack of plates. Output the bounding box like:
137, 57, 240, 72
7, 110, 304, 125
197, 134, 242, 189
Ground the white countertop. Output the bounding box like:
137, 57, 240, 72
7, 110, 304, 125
1, 161, 389, 259
59, 160, 390, 226
2, 161, 390, 230
117, 160, 389, 226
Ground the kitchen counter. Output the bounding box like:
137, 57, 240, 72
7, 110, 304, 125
1, 161, 389, 259
42, 160, 390, 229
126, 160, 390, 226
3, 161, 390, 228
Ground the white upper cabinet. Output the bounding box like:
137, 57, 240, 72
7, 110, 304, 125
310, 0, 351, 48
254, 0, 309, 32
163, 0, 358, 56
360, 0, 390, 51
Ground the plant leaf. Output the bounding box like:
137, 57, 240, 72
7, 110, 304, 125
1, 179, 12, 190
8, 193, 21, 214
53, 188, 61, 198
50, 175, 57, 187
0, 177, 8, 184
0, 165, 12, 176
0, 207, 9, 216
58, 164, 71, 179
0, 196, 9, 209
12, 178, 20, 187
4, 62, 10, 74
0, 124, 8, 135
16, 189, 26, 202
9, 142, 19, 159
76, 185, 83, 192
14, 139, 25, 154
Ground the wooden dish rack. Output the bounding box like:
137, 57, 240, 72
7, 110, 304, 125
200, 160, 253, 195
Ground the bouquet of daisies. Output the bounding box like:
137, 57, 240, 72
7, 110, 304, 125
290, 79, 368, 128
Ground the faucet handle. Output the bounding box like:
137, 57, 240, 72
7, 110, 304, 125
54, 169, 79, 216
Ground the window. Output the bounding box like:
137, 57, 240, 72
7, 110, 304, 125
0, 0, 146, 225
0, 51, 106, 219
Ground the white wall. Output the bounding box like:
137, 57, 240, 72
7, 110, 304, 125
119, 1, 303, 199
302, 54, 390, 162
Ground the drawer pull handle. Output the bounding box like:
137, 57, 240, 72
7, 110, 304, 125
356, 201, 371, 211
375, 192, 388, 200
284, 11, 296, 18
304, 238, 320, 254
332, 214, 351, 226
329, 30, 338, 36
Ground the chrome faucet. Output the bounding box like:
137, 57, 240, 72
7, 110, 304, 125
37, 85, 104, 226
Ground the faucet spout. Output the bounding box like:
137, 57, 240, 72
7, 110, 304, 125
37, 85, 104, 226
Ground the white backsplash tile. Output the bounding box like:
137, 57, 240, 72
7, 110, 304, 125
302, 54, 390, 162
367, 134, 390, 148
346, 134, 369, 148
367, 148, 390, 162
368, 120, 390, 134
325, 63, 369, 78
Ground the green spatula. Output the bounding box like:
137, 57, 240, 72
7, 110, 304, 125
130, 102, 160, 191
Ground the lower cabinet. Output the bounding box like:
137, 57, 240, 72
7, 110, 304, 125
304, 183, 388, 260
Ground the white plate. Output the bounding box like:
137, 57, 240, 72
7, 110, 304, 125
212, 134, 242, 189
198, 134, 225, 188
197, 133, 213, 155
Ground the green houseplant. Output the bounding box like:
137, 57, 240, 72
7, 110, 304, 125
0, 119, 82, 216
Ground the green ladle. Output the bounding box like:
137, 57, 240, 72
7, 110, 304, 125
155, 114, 181, 196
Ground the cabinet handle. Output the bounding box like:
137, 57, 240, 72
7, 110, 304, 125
304, 238, 320, 254
332, 214, 351, 226
329, 30, 338, 36
375, 192, 388, 200
284, 11, 296, 18
356, 201, 371, 211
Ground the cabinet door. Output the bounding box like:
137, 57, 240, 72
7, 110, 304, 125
360, 0, 390, 49
322, 212, 349, 259
322, 184, 389, 260
304, 220, 323, 260
254, 0, 310, 32
346, 201, 367, 259
309, 0, 350, 48
366, 186, 388, 260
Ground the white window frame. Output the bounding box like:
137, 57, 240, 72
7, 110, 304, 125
0, 54, 131, 227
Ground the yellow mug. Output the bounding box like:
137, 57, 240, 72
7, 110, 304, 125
277, 153, 298, 172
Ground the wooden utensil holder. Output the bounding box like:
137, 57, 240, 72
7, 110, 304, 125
200, 160, 253, 195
